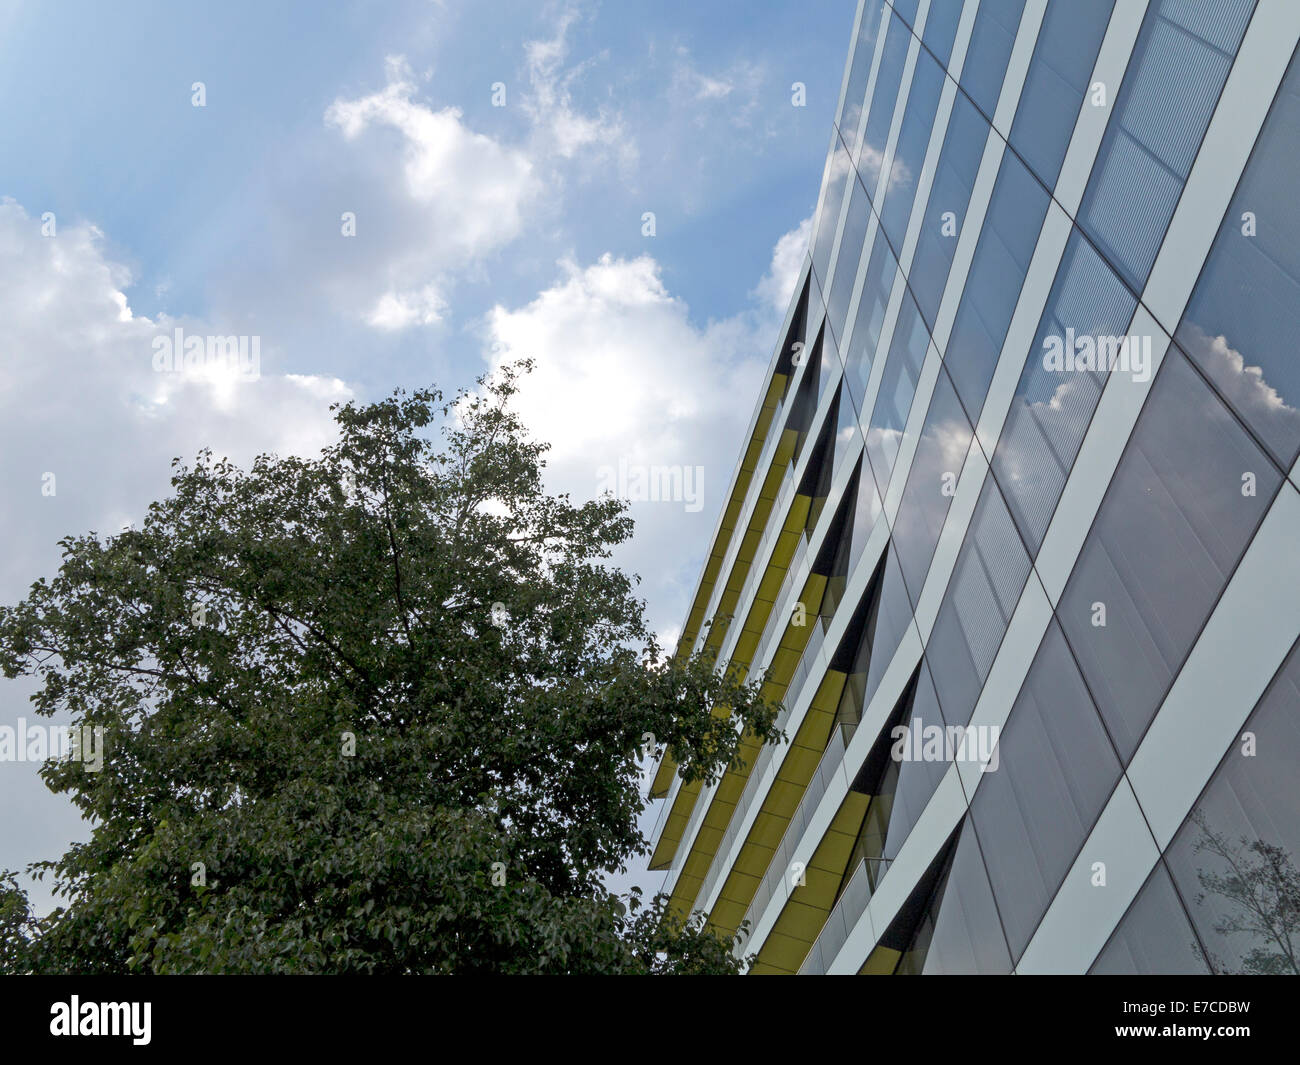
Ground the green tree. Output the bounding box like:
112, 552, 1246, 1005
0, 364, 780, 974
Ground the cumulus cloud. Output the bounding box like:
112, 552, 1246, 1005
327, 57, 535, 253
0, 200, 349, 569
320, 22, 640, 334
483, 253, 758, 642
479, 214, 813, 639
483, 253, 756, 468
753, 214, 813, 316
325, 56, 538, 330
366, 284, 447, 331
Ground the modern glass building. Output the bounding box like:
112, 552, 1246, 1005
647, 0, 1300, 974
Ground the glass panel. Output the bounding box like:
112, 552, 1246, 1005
826, 176, 874, 343
1009, 0, 1114, 191
925, 477, 1031, 730
839, 0, 889, 156
811, 136, 854, 290
908, 92, 990, 330
862, 544, 916, 712
1076, 0, 1256, 291
879, 46, 946, 250
858, 13, 914, 190
1163, 639, 1300, 975
1176, 49, 1300, 468
889, 0, 919, 29
849, 457, 884, 567
866, 288, 931, 491
892, 367, 975, 606
944, 148, 1051, 425
1090, 863, 1211, 974
839, 231, 899, 395
1058, 348, 1280, 763
831, 379, 861, 477
921, 0, 963, 67
907, 821, 1013, 974
959, 0, 1025, 120
882, 659, 951, 862
971, 621, 1123, 961
991, 229, 1138, 554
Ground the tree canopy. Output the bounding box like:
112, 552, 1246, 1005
0, 364, 781, 974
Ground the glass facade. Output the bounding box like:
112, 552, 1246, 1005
650, 0, 1299, 976
992, 230, 1137, 553
1095, 638, 1300, 974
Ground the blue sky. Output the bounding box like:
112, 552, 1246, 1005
0, 0, 853, 907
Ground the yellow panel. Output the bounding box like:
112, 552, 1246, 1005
750, 791, 872, 971
747, 814, 788, 852
860, 946, 901, 975
732, 842, 775, 879
704, 672, 848, 933
647, 777, 702, 869
756, 928, 813, 973
711, 897, 748, 935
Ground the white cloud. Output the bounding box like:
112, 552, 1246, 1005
693, 74, 734, 100
479, 217, 811, 635
320, 27, 640, 334
753, 214, 813, 316
366, 284, 447, 331
522, 8, 635, 167
325, 56, 538, 330
669, 48, 767, 126
0, 200, 351, 590
327, 58, 536, 253
483, 253, 754, 466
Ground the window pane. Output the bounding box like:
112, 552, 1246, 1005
1058, 348, 1280, 763
826, 176, 874, 342
866, 289, 931, 491
863, 544, 916, 711
915, 821, 1013, 974
1176, 49, 1300, 468
925, 477, 1031, 730
882, 660, 950, 862
1009, 0, 1114, 190
839, 0, 889, 156
1163, 638, 1300, 975
921, 0, 963, 67
1090, 863, 1211, 974
880, 47, 946, 250
811, 137, 854, 290
858, 13, 914, 190
972, 621, 1123, 961
889, 0, 919, 29
944, 148, 1051, 424
840, 233, 899, 401
959, 0, 1025, 120
909, 92, 990, 330
849, 457, 884, 566
991, 229, 1138, 553
892, 367, 975, 605
1076, 0, 1255, 290
831, 379, 861, 477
